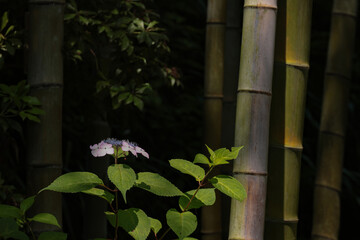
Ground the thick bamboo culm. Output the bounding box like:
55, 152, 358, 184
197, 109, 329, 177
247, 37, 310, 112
264, 1, 313, 239
201, 0, 227, 239
311, 1, 358, 239
228, 0, 277, 239
221, 0, 242, 239
26, 0, 64, 232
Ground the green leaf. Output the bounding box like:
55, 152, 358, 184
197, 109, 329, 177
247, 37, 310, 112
133, 96, 144, 111
193, 153, 210, 166
135, 172, 183, 197
178, 188, 216, 211
105, 208, 151, 240
211, 146, 244, 166
169, 159, 205, 181
166, 209, 197, 240
38, 232, 67, 240
30, 213, 61, 228
81, 188, 114, 204
0, 204, 22, 219
40, 172, 104, 193
20, 195, 36, 213
205, 145, 215, 162
64, 13, 76, 21
209, 175, 246, 202
1, 12, 8, 31
107, 164, 136, 203
183, 238, 198, 240
149, 217, 162, 235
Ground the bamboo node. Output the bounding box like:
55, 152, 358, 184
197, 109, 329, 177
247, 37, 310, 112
237, 89, 272, 96
244, 4, 277, 10
233, 171, 267, 176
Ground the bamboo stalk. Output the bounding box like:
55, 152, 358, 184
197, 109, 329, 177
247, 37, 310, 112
26, 0, 64, 233
228, 1, 277, 239
264, 1, 313, 239
312, 1, 357, 239
221, 0, 242, 238
201, 0, 227, 239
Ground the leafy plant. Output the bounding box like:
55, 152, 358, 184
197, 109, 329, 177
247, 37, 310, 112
0, 195, 66, 240
38, 138, 246, 240
0, 11, 21, 69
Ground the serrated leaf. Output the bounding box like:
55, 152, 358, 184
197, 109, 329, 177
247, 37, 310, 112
107, 164, 136, 203
209, 175, 246, 202
193, 153, 210, 166
179, 188, 216, 211
166, 209, 197, 240
169, 159, 205, 181
105, 208, 151, 240
30, 213, 61, 228
40, 172, 104, 193
0, 204, 22, 219
212, 147, 244, 166
38, 232, 67, 240
20, 195, 36, 213
149, 217, 162, 235
135, 172, 183, 197
81, 188, 114, 204
205, 145, 215, 162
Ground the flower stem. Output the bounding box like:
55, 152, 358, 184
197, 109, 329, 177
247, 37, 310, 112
114, 191, 119, 240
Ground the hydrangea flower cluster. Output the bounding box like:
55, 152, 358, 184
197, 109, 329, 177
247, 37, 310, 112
90, 138, 149, 159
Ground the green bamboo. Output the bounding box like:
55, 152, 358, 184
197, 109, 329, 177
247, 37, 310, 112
264, 1, 313, 239
312, 1, 357, 239
26, 0, 64, 232
201, 0, 227, 239
221, 0, 242, 238
228, 1, 277, 239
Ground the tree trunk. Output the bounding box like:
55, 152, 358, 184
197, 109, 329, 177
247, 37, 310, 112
221, 0, 242, 239
201, 0, 227, 239
26, 0, 64, 233
264, 1, 313, 239
228, 1, 277, 239
311, 1, 357, 239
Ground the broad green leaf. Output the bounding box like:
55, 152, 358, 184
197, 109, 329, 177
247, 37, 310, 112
135, 172, 183, 197
166, 209, 197, 240
0, 204, 22, 219
81, 188, 114, 204
38, 232, 67, 240
183, 238, 198, 240
209, 175, 246, 202
0, 218, 23, 239
178, 188, 216, 211
20, 195, 36, 213
105, 208, 151, 240
7, 231, 29, 240
40, 172, 104, 193
107, 164, 136, 203
149, 217, 162, 235
169, 159, 205, 181
193, 154, 210, 166
30, 213, 60, 228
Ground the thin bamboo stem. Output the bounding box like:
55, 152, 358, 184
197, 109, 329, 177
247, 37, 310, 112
201, 0, 227, 239
228, 1, 277, 239
311, 1, 357, 239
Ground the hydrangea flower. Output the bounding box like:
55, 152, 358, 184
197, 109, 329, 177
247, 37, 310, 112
90, 138, 149, 159
90, 141, 114, 157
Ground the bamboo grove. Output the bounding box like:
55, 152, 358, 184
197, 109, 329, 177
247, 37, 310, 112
1, 0, 358, 239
